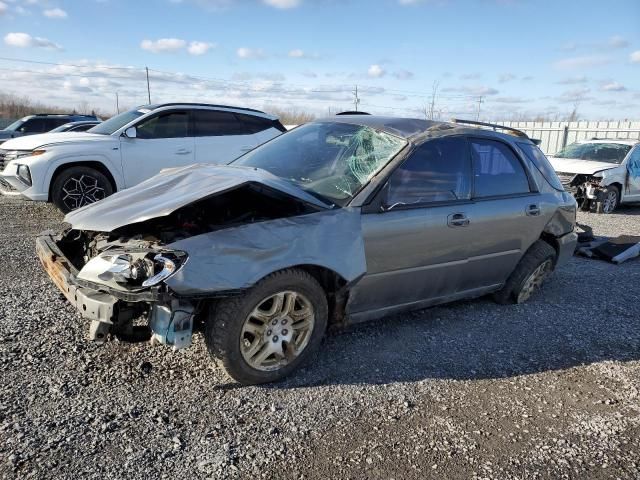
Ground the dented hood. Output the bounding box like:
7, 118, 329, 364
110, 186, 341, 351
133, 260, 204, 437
64, 164, 331, 232
548, 156, 619, 175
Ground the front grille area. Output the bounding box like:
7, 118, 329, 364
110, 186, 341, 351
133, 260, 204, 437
556, 172, 576, 188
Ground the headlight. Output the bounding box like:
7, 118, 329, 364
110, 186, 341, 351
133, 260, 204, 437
2, 149, 46, 161
16, 164, 32, 185
94, 250, 187, 288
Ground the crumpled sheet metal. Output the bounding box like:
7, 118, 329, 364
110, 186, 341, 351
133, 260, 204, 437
165, 208, 366, 295
64, 164, 330, 232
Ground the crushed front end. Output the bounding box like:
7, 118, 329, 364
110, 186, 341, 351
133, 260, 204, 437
36, 228, 196, 349
560, 172, 607, 210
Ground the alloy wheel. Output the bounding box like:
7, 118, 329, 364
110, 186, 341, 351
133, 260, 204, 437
61, 174, 106, 210
601, 190, 618, 214
517, 259, 552, 304
240, 290, 315, 372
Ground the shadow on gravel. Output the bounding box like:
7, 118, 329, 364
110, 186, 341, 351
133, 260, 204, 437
259, 257, 640, 390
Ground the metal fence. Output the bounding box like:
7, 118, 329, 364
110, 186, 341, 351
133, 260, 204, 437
495, 120, 640, 155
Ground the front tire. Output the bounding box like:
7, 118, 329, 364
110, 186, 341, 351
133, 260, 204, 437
596, 185, 620, 214
205, 269, 328, 385
493, 240, 557, 305
51, 166, 114, 213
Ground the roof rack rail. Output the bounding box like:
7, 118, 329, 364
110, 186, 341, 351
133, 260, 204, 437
152, 102, 267, 115
451, 118, 532, 139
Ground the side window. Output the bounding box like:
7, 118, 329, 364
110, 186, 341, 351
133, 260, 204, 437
516, 142, 564, 191
136, 111, 189, 139
387, 137, 471, 206
235, 113, 273, 134
44, 118, 67, 131
193, 110, 247, 136
470, 138, 530, 198
20, 118, 47, 133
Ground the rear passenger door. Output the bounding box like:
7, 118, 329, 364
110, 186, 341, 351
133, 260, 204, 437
461, 137, 548, 290
192, 110, 260, 164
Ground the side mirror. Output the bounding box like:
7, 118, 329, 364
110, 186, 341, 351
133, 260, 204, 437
124, 127, 137, 138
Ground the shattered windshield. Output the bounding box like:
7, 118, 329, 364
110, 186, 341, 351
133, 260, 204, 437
233, 122, 407, 206
553, 142, 631, 164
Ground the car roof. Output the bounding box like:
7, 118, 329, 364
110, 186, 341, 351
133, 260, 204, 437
317, 115, 531, 145
321, 115, 441, 139
143, 102, 278, 120
574, 138, 639, 146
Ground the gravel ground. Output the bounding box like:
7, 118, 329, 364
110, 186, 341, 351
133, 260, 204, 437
1, 195, 639, 480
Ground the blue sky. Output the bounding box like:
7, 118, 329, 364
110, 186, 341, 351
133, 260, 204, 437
0, 0, 639, 120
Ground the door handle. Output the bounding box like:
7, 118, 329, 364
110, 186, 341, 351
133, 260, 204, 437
447, 213, 470, 227
526, 204, 541, 216
175, 148, 192, 155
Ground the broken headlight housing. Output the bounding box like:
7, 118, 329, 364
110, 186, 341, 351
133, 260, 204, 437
87, 250, 188, 289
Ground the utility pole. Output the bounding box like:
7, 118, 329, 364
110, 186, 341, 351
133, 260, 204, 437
476, 96, 484, 121
146, 67, 151, 104
352, 85, 360, 112
115, 92, 120, 114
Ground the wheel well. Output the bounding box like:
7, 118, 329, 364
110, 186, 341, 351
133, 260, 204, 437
288, 265, 349, 327
539, 233, 559, 264
49, 161, 117, 201
609, 182, 622, 193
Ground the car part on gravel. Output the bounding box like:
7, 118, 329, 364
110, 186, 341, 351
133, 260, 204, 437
576, 234, 640, 264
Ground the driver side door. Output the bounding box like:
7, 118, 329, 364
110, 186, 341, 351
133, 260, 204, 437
119, 109, 195, 187
348, 136, 474, 316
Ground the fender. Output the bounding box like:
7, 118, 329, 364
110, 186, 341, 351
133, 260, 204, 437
41, 152, 125, 193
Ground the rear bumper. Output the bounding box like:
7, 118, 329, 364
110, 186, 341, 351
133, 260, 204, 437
556, 231, 578, 268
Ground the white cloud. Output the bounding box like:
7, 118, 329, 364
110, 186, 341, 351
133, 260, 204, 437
557, 75, 588, 84
601, 81, 626, 92
141, 38, 187, 53
460, 72, 481, 80
608, 35, 629, 49
288, 49, 305, 58
630, 51, 640, 63
498, 73, 516, 83
187, 41, 215, 55
367, 64, 386, 78
393, 69, 414, 80
4, 32, 62, 50
553, 55, 611, 70
43, 8, 67, 18
0, 2, 7, 15
237, 47, 265, 59
262, 0, 300, 8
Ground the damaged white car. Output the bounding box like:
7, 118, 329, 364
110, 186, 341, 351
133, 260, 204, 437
37, 117, 578, 384
548, 139, 640, 213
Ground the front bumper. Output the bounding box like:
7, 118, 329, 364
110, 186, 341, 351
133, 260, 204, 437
35, 233, 195, 348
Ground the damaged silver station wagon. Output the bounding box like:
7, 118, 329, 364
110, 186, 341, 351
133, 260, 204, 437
37, 116, 578, 384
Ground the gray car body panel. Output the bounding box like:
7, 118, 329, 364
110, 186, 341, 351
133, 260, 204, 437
64, 164, 331, 232
165, 208, 366, 295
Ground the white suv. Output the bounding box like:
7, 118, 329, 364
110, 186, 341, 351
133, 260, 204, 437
548, 139, 640, 213
0, 103, 286, 212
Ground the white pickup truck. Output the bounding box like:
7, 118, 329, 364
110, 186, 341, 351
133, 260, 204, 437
0, 103, 285, 212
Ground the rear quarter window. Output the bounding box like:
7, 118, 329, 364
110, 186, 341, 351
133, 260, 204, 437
516, 142, 564, 191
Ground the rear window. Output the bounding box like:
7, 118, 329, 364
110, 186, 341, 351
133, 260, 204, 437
517, 142, 564, 191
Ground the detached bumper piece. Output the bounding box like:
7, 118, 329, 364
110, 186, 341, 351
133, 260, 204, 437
575, 229, 640, 265
36, 234, 195, 348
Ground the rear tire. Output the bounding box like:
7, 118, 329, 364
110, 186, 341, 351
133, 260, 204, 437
205, 269, 328, 385
51, 166, 114, 213
493, 240, 557, 305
